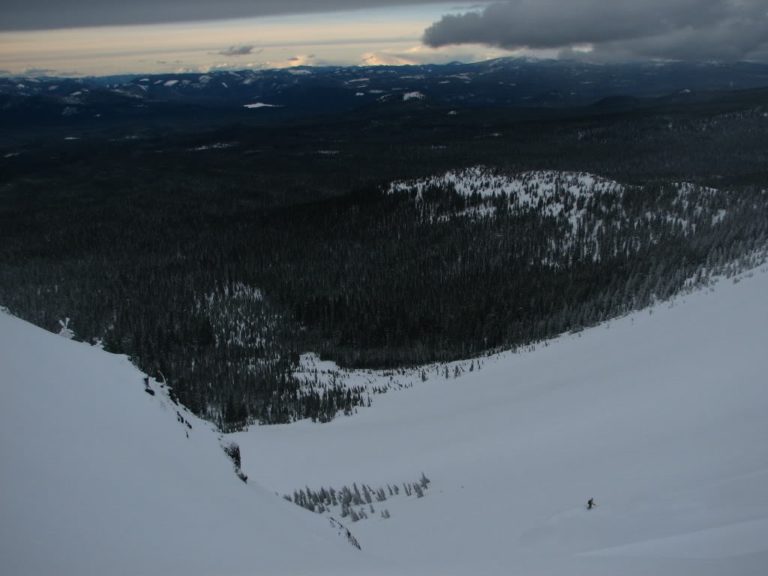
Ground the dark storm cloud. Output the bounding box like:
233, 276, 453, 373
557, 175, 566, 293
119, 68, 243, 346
424, 0, 768, 61
1, 0, 466, 31
219, 45, 258, 56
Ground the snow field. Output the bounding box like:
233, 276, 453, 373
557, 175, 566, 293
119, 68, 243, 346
2, 264, 767, 575
232, 267, 768, 576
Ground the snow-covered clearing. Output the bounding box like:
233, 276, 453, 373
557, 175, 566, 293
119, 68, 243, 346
190, 142, 238, 152
403, 91, 426, 101
389, 167, 621, 203
387, 168, 628, 229
232, 266, 768, 576
243, 102, 282, 109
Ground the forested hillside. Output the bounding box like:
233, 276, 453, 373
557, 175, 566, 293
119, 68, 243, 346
2, 78, 768, 429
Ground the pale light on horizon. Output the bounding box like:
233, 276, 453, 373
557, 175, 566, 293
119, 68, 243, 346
0, 4, 524, 77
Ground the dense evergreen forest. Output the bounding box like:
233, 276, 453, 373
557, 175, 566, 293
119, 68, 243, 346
2, 83, 768, 429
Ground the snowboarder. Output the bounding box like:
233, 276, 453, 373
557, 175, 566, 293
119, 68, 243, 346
587, 498, 595, 510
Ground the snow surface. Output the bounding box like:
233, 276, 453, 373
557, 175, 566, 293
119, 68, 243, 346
403, 91, 426, 101
2, 263, 768, 575
243, 102, 281, 109
232, 266, 768, 576
0, 312, 383, 576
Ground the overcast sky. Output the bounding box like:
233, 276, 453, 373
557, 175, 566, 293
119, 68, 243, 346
1, 1, 767, 76
1, 0, 476, 31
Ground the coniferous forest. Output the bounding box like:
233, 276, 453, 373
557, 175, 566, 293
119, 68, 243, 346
2, 68, 768, 429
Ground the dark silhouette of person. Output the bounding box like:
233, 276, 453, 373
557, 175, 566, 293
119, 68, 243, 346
587, 498, 595, 510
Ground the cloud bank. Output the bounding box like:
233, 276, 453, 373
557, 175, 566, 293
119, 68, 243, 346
219, 45, 258, 56
423, 0, 768, 61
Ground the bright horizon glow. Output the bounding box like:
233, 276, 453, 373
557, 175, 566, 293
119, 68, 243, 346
0, 4, 530, 77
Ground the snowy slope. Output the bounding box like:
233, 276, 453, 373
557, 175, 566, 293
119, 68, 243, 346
232, 266, 768, 576
3, 268, 767, 576
0, 312, 383, 576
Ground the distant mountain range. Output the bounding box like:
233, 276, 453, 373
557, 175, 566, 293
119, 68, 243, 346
4, 58, 768, 127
